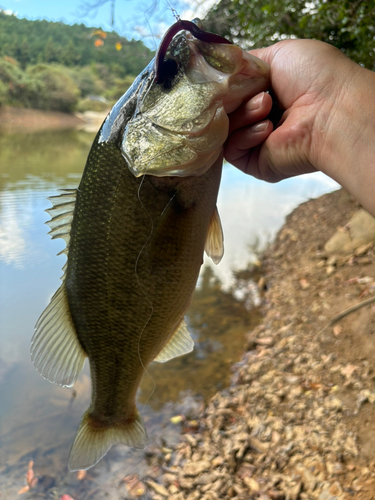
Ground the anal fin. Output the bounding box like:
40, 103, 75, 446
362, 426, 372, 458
154, 319, 194, 363
31, 284, 86, 387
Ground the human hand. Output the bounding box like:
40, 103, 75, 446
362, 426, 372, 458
224, 39, 365, 183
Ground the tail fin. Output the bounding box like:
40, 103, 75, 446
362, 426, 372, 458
68, 409, 148, 471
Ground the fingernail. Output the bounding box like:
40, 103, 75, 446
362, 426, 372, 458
248, 92, 265, 110
252, 120, 269, 132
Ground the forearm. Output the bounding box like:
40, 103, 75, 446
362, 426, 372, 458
315, 64, 375, 217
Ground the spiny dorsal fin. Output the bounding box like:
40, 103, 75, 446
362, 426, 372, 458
205, 205, 224, 264
154, 319, 194, 363
45, 188, 77, 255
31, 284, 86, 387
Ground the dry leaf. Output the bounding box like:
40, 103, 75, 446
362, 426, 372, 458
299, 279, 309, 290
26, 468, 34, 485
341, 364, 358, 378
170, 415, 185, 424
333, 325, 342, 336
129, 481, 146, 497
77, 470, 86, 480
17, 486, 30, 495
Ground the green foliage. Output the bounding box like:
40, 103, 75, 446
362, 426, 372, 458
0, 12, 149, 111
25, 64, 80, 112
104, 75, 135, 101
204, 0, 375, 70
0, 57, 39, 107
0, 11, 154, 77
76, 97, 110, 112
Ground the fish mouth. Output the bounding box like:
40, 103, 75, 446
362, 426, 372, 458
121, 20, 270, 178
154, 19, 232, 85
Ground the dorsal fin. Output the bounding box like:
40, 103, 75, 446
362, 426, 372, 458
45, 188, 77, 263
153, 319, 194, 362
46, 188, 76, 247
204, 205, 224, 264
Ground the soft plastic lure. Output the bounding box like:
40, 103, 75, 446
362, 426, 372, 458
154, 19, 232, 84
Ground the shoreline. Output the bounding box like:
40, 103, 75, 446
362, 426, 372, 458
0, 106, 108, 134
145, 189, 375, 500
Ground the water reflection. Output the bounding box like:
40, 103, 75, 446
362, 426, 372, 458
0, 129, 339, 496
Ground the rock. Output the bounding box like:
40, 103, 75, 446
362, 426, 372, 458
178, 478, 195, 489
243, 477, 260, 492
324, 209, 375, 256
146, 480, 169, 497
193, 472, 218, 486
183, 461, 211, 477
169, 494, 185, 500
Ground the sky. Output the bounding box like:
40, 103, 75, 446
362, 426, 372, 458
0, 0, 214, 48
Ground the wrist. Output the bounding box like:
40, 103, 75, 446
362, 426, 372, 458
314, 62, 375, 216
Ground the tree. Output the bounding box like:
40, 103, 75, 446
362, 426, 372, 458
204, 0, 375, 70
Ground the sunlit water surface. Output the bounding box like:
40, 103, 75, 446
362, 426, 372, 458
0, 130, 339, 498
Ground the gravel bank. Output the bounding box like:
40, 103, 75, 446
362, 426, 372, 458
144, 189, 375, 500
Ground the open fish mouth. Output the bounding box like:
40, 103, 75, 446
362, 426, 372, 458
120, 19, 270, 178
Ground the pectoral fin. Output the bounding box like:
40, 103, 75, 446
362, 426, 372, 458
154, 319, 194, 362
31, 284, 86, 387
204, 205, 224, 264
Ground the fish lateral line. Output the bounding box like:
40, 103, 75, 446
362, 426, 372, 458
154, 19, 232, 84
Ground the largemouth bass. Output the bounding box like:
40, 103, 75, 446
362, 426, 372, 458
31, 19, 269, 471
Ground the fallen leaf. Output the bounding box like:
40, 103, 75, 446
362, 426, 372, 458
341, 364, 358, 378
333, 325, 342, 336
170, 415, 185, 424
26, 468, 34, 485
129, 481, 146, 497
30, 478, 38, 488
77, 470, 86, 480
299, 279, 310, 290
17, 486, 30, 495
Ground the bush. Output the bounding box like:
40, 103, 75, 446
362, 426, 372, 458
0, 79, 8, 106
68, 66, 103, 98
76, 97, 111, 112
26, 64, 80, 112
104, 75, 135, 101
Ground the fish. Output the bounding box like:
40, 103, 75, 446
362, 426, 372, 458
31, 19, 269, 471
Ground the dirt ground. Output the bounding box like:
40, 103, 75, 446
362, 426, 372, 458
264, 189, 375, 463
145, 188, 375, 500
260, 188, 375, 498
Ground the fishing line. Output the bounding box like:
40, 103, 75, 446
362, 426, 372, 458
143, 0, 159, 52
134, 173, 157, 413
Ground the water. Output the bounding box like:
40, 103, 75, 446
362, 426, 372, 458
0, 129, 339, 498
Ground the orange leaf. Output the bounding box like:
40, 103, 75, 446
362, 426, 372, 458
26, 468, 34, 485
93, 29, 107, 39
18, 486, 30, 495
94, 39, 104, 47
77, 470, 86, 480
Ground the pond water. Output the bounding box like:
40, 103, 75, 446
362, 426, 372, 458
0, 129, 339, 498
